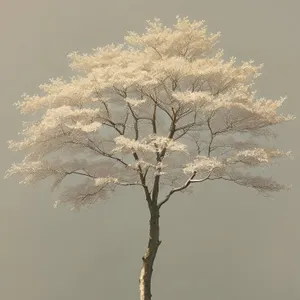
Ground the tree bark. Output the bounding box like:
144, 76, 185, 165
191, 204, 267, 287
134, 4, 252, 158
139, 205, 161, 300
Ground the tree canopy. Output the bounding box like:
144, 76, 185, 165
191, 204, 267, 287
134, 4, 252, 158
6, 16, 294, 211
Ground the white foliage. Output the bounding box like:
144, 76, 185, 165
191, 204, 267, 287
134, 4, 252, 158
147, 135, 189, 153
112, 135, 188, 154
94, 177, 119, 186
172, 91, 213, 105
125, 16, 220, 60
54, 178, 114, 211
5, 160, 55, 185
8, 106, 103, 156
124, 97, 147, 107
183, 156, 224, 174
128, 160, 167, 172
228, 148, 291, 166
16, 76, 108, 114
113, 136, 156, 153
6, 16, 294, 209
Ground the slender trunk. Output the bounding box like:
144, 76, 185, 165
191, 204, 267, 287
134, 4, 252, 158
139, 205, 161, 300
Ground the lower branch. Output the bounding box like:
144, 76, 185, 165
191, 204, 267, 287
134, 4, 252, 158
158, 171, 212, 209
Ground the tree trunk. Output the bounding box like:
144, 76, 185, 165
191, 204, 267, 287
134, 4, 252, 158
139, 205, 161, 300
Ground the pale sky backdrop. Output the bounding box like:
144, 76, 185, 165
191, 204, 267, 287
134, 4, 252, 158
1, 1, 299, 299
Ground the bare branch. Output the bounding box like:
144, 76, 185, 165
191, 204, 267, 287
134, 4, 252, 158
64, 139, 130, 168
98, 116, 125, 135
144, 92, 173, 119
127, 102, 139, 140
65, 170, 96, 178
185, 133, 204, 155
116, 181, 147, 187
158, 170, 212, 209
207, 113, 215, 157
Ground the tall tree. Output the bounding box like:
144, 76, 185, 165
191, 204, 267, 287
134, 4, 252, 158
5, 16, 294, 300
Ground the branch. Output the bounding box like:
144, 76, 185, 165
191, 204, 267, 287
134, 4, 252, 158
158, 170, 212, 209
152, 101, 157, 134
98, 117, 125, 135
173, 121, 204, 141
186, 133, 203, 155
116, 181, 147, 187
207, 113, 215, 157
112, 90, 148, 185
62, 169, 148, 189
150, 46, 163, 59
145, 92, 173, 119
129, 108, 139, 140
65, 170, 96, 178
93, 90, 127, 135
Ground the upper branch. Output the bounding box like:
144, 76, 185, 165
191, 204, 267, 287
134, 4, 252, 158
144, 91, 173, 120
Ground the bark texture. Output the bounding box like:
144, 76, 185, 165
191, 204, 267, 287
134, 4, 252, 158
139, 205, 161, 300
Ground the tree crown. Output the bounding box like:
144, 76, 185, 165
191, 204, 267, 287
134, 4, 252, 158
6, 16, 294, 210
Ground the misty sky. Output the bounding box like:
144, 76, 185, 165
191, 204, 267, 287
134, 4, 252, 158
0, 1, 299, 299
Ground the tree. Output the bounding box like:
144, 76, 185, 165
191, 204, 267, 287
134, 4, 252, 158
5, 16, 294, 300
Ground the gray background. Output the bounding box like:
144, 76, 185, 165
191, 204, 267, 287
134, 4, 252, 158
1, 0, 299, 299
